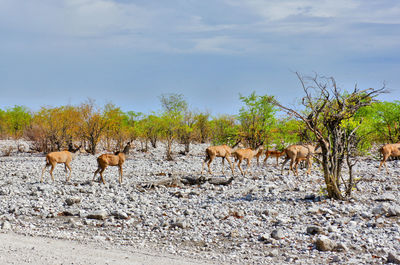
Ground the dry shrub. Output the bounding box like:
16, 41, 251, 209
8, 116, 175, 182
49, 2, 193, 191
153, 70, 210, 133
24, 125, 46, 152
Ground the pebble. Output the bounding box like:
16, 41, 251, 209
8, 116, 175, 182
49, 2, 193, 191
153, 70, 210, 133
65, 197, 81, 206
307, 226, 323, 235
315, 235, 335, 251
1, 221, 11, 230
267, 249, 279, 257
387, 206, 400, 217
271, 229, 284, 240
86, 210, 108, 220
388, 252, 400, 264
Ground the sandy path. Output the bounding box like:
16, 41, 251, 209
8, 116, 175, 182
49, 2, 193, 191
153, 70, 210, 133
0, 232, 210, 265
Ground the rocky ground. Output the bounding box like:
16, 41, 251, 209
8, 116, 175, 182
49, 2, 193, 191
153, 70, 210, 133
0, 140, 399, 264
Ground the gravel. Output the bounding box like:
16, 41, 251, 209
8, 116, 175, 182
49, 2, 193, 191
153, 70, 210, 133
0, 140, 399, 264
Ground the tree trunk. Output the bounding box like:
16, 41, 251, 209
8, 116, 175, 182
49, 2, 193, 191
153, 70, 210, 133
183, 134, 190, 154
166, 138, 173, 161
324, 171, 344, 200
89, 137, 97, 155
184, 142, 190, 154
150, 136, 157, 148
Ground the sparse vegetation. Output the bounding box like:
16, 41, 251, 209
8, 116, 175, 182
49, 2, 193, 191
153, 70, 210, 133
0, 74, 396, 200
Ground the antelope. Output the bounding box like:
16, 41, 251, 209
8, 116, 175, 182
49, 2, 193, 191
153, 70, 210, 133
93, 142, 131, 184
254, 148, 264, 166
256, 149, 285, 166
378, 143, 400, 173
201, 140, 241, 176
265, 150, 286, 166
232, 145, 264, 176
40, 144, 81, 183
281, 144, 319, 176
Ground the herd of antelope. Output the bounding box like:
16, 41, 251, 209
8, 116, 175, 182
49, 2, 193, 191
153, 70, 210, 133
40, 140, 399, 184
41, 142, 131, 184
201, 142, 319, 177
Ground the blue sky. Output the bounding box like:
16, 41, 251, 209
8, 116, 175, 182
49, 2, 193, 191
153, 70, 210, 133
0, 0, 399, 115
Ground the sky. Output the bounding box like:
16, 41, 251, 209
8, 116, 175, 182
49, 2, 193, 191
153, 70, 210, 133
0, 0, 399, 115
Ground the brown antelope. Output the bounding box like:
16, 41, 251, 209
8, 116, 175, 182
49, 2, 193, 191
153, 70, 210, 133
256, 149, 285, 166
93, 142, 131, 184
265, 150, 286, 166
201, 141, 241, 176
281, 144, 319, 176
40, 144, 81, 183
232, 145, 264, 176
378, 143, 400, 173
254, 148, 264, 166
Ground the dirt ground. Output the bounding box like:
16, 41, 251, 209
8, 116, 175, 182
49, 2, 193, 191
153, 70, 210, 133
0, 232, 213, 265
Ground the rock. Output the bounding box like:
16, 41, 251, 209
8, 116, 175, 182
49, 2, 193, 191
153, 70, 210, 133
17, 142, 30, 153
375, 193, 396, 202
319, 208, 334, 215
307, 207, 319, 214
307, 226, 323, 235
237, 210, 245, 217
1, 221, 11, 230
284, 256, 293, 262
259, 233, 269, 241
170, 221, 187, 229
86, 210, 108, 220
111, 210, 129, 219
376, 217, 385, 224
267, 249, 279, 257
68, 218, 79, 228
328, 226, 337, 233
360, 212, 371, 219
65, 197, 81, 206
77, 210, 86, 217
183, 209, 192, 216
387, 252, 400, 264
93, 236, 107, 242
229, 229, 239, 238
348, 221, 357, 227
315, 235, 335, 251
271, 229, 284, 240
275, 217, 289, 225
372, 204, 389, 215
263, 209, 278, 217
61, 209, 80, 216
335, 242, 348, 252
387, 206, 400, 217
305, 194, 316, 200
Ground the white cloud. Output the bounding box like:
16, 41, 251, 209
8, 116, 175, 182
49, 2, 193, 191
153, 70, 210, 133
63, 0, 160, 37
190, 36, 252, 53
0, 0, 399, 54
0, 0, 157, 37
223, 0, 358, 20
176, 15, 236, 33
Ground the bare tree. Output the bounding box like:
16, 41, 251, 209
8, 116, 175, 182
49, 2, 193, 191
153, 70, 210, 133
274, 73, 386, 200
